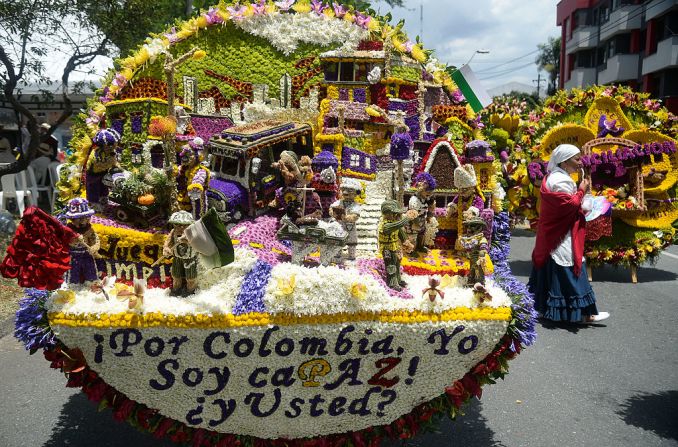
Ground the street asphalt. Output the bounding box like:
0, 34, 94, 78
0, 230, 676, 447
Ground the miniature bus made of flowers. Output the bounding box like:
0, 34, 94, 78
206, 121, 314, 222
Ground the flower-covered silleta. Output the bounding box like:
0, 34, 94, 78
492, 85, 678, 268
2, 1, 536, 446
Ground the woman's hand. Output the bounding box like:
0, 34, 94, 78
578, 178, 590, 193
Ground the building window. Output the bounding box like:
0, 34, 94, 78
575, 49, 596, 68
350, 153, 360, 167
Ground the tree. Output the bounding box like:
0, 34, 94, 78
535, 36, 561, 96
0, 0, 112, 177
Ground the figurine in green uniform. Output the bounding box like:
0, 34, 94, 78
377, 200, 416, 291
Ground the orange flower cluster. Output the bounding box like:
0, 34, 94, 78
118, 78, 168, 100
432, 105, 467, 123
294, 56, 317, 69
292, 67, 323, 89
148, 116, 177, 138
204, 69, 253, 97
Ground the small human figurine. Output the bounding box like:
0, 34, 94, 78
65, 198, 100, 284
377, 200, 417, 291
270, 150, 322, 217
422, 276, 444, 302
163, 211, 198, 297
176, 138, 210, 220
330, 178, 362, 260
408, 172, 437, 253
455, 206, 489, 287
86, 128, 121, 211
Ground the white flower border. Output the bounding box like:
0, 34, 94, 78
233, 13, 369, 56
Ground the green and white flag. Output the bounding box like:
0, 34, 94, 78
184, 208, 235, 269
451, 65, 492, 113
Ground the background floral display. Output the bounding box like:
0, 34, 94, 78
6, 1, 537, 445
488, 86, 678, 267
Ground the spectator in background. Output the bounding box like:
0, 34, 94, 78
39, 123, 59, 161
29, 143, 54, 184
0, 124, 16, 164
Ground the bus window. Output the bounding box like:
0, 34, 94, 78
212, 155, 222, 172
220, 157, 239, 176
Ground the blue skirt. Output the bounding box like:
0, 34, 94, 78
528, 258, 598, 323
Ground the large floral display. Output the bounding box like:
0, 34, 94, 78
488, 86, 678, 270
4, 1, 535, 445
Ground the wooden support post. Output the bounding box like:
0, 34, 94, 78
630, 264, 638, 283
587, 264, 593, 282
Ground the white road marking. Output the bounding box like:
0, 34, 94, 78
662, 251, 678, 260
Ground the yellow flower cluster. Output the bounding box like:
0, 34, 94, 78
48, 306, 512, 330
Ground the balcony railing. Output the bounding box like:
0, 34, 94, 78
600, 5, 643, 41
642, 35, 678, 75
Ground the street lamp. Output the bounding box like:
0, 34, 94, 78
463, 49, 490, 67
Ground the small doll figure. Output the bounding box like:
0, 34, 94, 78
86, 128, 121, 211
446, 164, 485, 218
271, 150, 322, 217
408, 172, 437, 253
377, 200, 417, 291
330, 177, 362, 260
422, 276, 444, 302
456, 206, 489, 287
65, 198, 100, 284
176, 138, 210, 220
163, 211, 198, 297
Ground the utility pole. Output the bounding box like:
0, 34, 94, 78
533, 72, 545, 98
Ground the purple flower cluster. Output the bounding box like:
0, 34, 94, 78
131, 115, 143, 134
388, 99, 418, 116
342, 146, 377, 175
527, 161, 548, 182
229, 216, 291, 265
14, 289, 57, 352
355, 258, 413, 299
339, 88, 349, 101
233, 260, 273, 315
390, 132, 413, 160
111, 119, 125, 137
489, 212, 537, 348
581, 141, 676, 171
192, 116, 234, 142
413, 172, 437, 190
311, 150, 339, 173
222, 122, 295, 142
404, 115, 420, 140
353, 88, 366, 103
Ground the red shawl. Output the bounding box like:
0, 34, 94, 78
531, 178, 586, 276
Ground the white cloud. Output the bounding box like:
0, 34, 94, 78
380, 0, 559, 90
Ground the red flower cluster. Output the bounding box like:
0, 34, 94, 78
0, 207, 77, 290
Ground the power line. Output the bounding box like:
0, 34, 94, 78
478, 62, 535, 80
474, 0, 658, 77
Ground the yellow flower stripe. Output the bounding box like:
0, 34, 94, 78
48, 306, 512, 329
92, 223, 168, 265
401, 251, 494, 275
341, 168, 376, 180
104, 97, 192, 110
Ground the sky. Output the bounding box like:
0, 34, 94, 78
57, 0, 561, 93
381, 0, 560, 90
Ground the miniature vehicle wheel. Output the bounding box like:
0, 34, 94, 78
114, 207, 131, 222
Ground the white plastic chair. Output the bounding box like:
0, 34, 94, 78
0, 172, 34, 216
27, 165, 53, 211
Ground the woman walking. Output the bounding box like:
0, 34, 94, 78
529, 144, 610, 324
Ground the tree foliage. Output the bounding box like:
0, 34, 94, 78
0, 0, 112, 176
535, 36, 560, 96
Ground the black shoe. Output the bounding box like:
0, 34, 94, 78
181, 288, 196, 298
398, 280, 408, 287
170, 287, 184, 297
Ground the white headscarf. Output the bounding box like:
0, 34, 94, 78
547, 144, 580, 172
